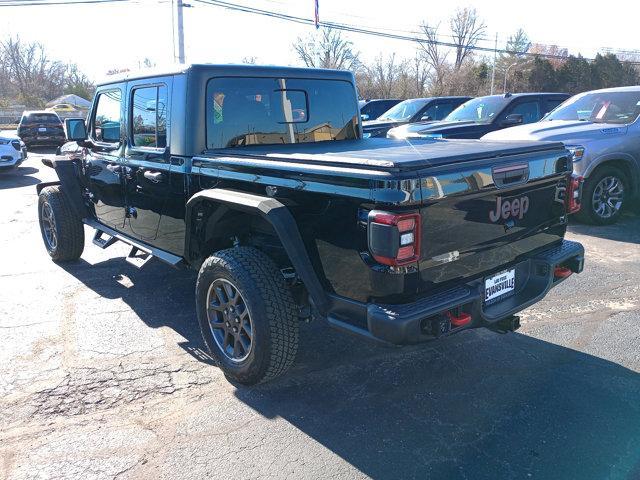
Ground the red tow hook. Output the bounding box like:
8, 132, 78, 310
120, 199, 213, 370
554, 266, 573, 279
446, 311, 472, 327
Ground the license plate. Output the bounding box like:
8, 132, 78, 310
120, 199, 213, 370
38, 127, 47, 132
484, 268, 516, 304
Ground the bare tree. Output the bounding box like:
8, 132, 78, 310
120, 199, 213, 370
0, 36, 67, 107
412, 52, 431, 97
0, 36, 95, 107
417, 23, 449, 94
293, 27, 360, 71
449, 8, 486, 69
64, 64, 95, 100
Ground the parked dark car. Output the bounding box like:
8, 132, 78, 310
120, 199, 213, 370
37, 65, 584, 385
387, 93, 570, 140
17, 111, 66, 148
363, 96, 471, 138
359, 98, 401, 121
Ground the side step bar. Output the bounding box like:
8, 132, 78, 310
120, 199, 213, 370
93, 230, 118, 249
84, 218, 183, 269
126, 246, 153, 269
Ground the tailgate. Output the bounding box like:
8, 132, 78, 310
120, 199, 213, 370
417, 148, 571, 291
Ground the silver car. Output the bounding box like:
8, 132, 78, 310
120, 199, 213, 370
483, 86, 640, 225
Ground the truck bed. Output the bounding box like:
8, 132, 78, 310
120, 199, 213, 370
206, 138, 567, 171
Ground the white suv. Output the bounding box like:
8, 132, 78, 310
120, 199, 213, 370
0, 132, 27, 171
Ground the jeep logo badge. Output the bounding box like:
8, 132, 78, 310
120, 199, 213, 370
489, 196, 529, 223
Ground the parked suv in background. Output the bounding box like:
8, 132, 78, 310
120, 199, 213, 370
484, 86, 640, 225
17, 111, 66, 148
363, 96, 471, 138
387, 93, 569, 140
359, 98, 401, 121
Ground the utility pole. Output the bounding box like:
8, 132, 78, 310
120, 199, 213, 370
490, 32, 497, 95
176, 0, 185, 64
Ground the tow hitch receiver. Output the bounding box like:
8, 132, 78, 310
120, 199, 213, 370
447, 311, 472, 327
489, 315, 521, 334
554, 266, 573, 279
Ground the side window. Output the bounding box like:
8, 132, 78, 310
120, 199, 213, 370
418, 103, 439, 121
435, 102, 455, 120
419, 103, 451, 121
131, 85, 168, 148
508, 100, 541, 124
371, 101, 394, 119
92, 90, 122, 143
544, 98, 565, 116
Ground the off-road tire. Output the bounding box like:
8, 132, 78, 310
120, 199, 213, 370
195, 247, 299, 385
38, 186, 84, 261
575, 165, 627, 225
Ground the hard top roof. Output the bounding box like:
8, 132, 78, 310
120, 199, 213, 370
97, 63, 355, 87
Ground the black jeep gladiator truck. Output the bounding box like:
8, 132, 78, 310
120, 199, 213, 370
37, 64, 584, 385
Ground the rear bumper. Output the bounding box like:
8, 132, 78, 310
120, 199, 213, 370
20, 134, 65, 146
327, 239, 584, 344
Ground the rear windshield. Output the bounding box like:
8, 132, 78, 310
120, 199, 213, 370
206, 77, 359, 149
22, 113, 60, 124
545, 91, 640, 124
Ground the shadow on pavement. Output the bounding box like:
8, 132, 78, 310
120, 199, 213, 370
569, 212, 640, 244
0, 165, 41, 189
60, 252, 640, 479
26, 146, 58, 155
60, 257, 216, 365
238, 328, 640, 479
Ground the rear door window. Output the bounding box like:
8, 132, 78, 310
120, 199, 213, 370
206, 77, 359, 149
131, 85, 168, 148
92, 90, 122, 143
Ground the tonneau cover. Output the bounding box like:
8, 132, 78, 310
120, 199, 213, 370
206, 138, 566, 171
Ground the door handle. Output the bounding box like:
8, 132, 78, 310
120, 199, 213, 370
144, 170, 164, 183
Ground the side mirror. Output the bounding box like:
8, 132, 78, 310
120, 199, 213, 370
502, 113, 524, 126
420, 115, 433, 122
64, 118, 87, 141
361, 114, 370, 121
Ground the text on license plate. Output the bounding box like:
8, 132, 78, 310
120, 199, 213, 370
38, 127, 47, 132
484, 269, 515, 303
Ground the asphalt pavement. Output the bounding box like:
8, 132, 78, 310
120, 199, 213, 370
1, 149, 640, 480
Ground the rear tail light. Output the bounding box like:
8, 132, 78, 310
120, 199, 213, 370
566, 174, 583, 214
368, 211, 421, 266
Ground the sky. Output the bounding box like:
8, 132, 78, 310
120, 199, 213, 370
1, 0, 640, 82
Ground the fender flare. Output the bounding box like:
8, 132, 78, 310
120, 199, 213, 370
36, 157, 89, 219
583, 153, 639, 191
185, 189, 329, 314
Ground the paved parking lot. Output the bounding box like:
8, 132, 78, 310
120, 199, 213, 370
1, 150, 640, 480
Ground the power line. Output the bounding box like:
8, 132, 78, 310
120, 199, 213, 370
191, 0, 640, 65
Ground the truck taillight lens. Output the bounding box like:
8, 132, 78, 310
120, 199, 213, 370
368, 211, 421, 266
566, 174, 583, 214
